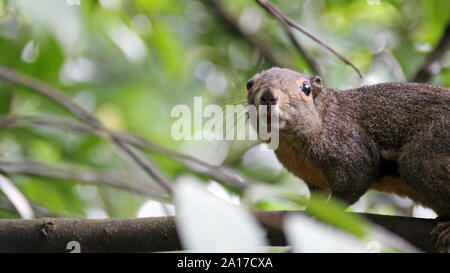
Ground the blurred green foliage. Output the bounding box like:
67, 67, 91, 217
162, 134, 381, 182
0, 0, 448, 220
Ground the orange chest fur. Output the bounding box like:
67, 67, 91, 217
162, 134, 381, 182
275, 143, 330, 191
371, 176, 423, 203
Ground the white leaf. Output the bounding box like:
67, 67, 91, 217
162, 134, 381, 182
0, 174, 34, 219
174, 179, 267, 252
284, 213, 367, 253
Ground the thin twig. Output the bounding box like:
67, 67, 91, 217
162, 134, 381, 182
0, 115, 249, 190
255, 0, 363, 78
0, 65, 173, 195
111, 136, 173, 194
283, 21, 321, 76
203, 0, 293, 68
0, 115, 210, 167
0, 197, 54, 218
0, 159, 169, 201
412, 22, 450, 83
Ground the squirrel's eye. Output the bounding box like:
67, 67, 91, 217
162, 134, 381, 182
246, 78, 254, 91
300, 81, 311, 96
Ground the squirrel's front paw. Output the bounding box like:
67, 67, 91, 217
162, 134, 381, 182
431, 218, 450, 253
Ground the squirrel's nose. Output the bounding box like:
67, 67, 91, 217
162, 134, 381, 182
260, 90, 278, 106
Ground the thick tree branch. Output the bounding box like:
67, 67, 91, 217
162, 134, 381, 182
255, 0, 363, 78
0, 211, 437, 252
412, 22, 450, 83
0, 216, 181, 253
0, 65, 173, 195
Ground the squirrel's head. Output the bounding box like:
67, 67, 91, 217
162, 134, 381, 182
246, 67, 323, 136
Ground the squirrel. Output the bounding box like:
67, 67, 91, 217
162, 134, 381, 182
246, 67, 450, 252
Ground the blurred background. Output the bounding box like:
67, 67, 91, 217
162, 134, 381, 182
0, 0, 448, 220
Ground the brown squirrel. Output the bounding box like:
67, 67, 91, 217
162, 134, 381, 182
246, 67, 450, 252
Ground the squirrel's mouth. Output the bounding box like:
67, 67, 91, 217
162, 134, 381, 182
246, 88, 287, 134
246, 103, 284, 134
266, 109, 272, 122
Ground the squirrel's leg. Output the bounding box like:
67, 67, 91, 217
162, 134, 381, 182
326, 162, 376, 206
329, 182, 370, 205
431, 215, 450, 253
399, 149, 450, 252
398, 128, 450, 252
398, 148, 450, 215
313, 126, 379, 206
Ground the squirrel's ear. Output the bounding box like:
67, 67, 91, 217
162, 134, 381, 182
311, 75, 323, 99
246, 74, 259, 91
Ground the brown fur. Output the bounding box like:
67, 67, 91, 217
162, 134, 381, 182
371, 176, 422, 203
247, 67, 450, 216
276, 138, 330, 192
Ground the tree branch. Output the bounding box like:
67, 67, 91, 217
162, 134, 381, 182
0, 211, 437, 252
0, 216, 181, 253
255, 0, 363, 78
0, 159, 169, 201
0, 197, 54, 218
412, 22, 450, 83
0, 65, 173, 195
284, 25, 321, 76
202, 0, 293, 68
0, 114, 250, 191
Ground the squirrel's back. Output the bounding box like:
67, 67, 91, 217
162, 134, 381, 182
332, 82, 450, 152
